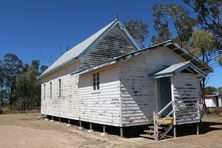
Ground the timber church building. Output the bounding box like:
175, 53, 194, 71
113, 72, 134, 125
38, 19, 212, 140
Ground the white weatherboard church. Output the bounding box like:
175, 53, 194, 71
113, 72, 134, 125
38, 19, 213, 140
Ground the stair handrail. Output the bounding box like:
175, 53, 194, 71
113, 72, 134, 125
154, 100, 174, 141
157, 100, 173, 117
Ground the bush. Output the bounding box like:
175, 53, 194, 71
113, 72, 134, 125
206, 108, 222, 115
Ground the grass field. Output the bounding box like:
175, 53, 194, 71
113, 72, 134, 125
0, 113, 222, 148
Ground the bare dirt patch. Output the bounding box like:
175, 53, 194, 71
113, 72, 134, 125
0, 113, 222, 148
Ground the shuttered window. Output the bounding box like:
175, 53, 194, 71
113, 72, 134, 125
93, 72, 100, 90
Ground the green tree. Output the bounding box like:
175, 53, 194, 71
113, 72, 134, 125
183, 0, 222, 50
218, 87, 222, 95
205, 86, 217, 95
40, 65, 48, 74
31, 60, 40, 72
184, 0, 222, 67
152, 3, 195, 46
0, 90, 7, 107
0, 60, 6, 107
3, 53, 23, 106
11, 60, 42, 110
188, 30, 216, 65
125, 20, 149, 48
152, 4, 172, 44
0, 53, 47, 110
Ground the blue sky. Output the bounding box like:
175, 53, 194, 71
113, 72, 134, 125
0, 0, 221, 87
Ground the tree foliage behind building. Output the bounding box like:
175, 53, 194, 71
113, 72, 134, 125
0, 53, 47, 111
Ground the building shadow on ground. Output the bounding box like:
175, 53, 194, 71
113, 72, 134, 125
45, 115, 222, 138
175, 120, 222, 137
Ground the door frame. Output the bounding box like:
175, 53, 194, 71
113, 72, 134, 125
155, 77, 172, 113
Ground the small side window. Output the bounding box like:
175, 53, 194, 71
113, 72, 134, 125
43, 84, 46, 100
59, 79, 62, 97
50, 82, 52, 99
93, 72, 100, 90
96, 72, 100, 90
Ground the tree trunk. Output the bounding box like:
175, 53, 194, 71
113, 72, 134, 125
201, 78, 207, 114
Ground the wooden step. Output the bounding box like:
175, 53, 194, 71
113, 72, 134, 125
157, 117, 173, 125
148, 126, 165, 130
144, 130, 164, 134
139, 134, 154, 139
143, 130, 154, 134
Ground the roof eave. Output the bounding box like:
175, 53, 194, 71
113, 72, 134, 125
117, 20, 140, 50
168, 42, 214, 73
38, 57, 78, 80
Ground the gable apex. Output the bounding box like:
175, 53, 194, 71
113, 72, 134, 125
39, 19, 138, 79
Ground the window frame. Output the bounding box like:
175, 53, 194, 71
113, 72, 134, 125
58, 79, 62, 97
43, 84, 46, 100
50, 82, 52, 99
93, 72, 100, 90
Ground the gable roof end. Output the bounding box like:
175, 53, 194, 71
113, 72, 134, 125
152, 61, 207, 78
140, 40, 213, 73
38, 19, 139, 79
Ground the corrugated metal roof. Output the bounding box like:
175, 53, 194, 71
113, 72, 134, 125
38, 19, 140, 79
153, 61, 191, 77
39, 19, 118, 78
153, 61, 207, 78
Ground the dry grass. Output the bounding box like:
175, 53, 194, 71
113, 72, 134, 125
0, 113, 222, 148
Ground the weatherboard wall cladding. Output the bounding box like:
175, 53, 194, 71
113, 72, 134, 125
119, 47, 186, 126
172, 73, 201, 125
41, 61, 80, 120
78, 65, 122, 126
79, 25, 137, 70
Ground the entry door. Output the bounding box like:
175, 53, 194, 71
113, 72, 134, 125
159, 77, 172, 116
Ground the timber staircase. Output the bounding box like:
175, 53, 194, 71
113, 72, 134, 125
140, 100, 174, 140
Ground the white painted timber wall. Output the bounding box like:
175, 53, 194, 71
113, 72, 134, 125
41, 60, 80, 120
119, 47, 186, 126
172, 73, 201, 125
78, 65, 121, 126
41, 45, 201, 127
